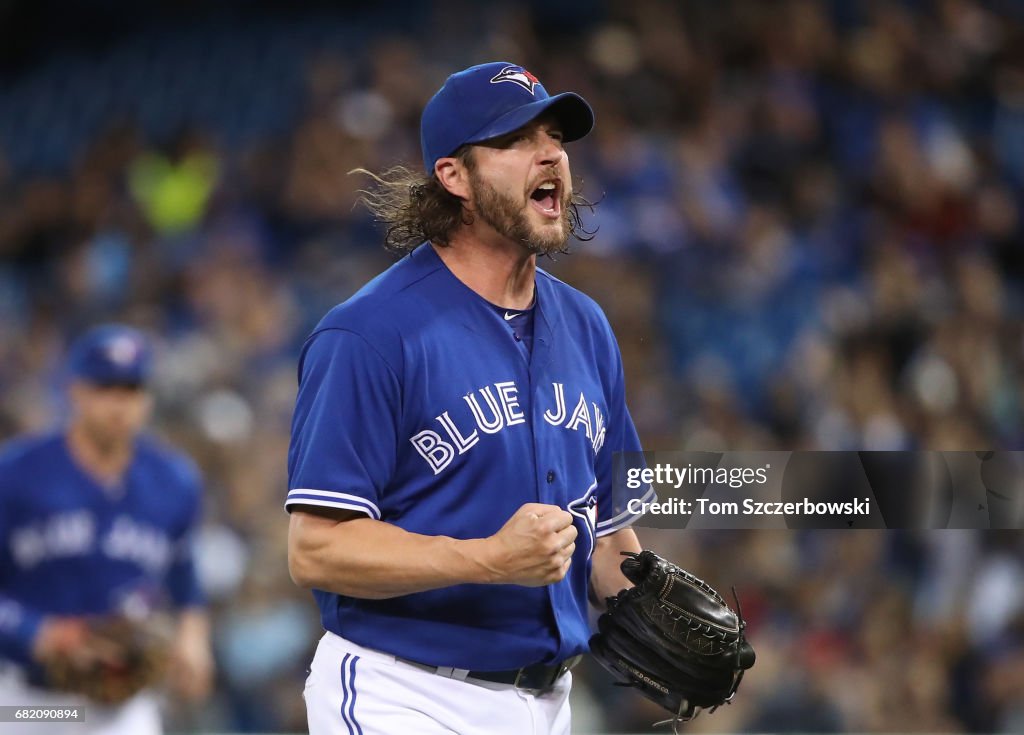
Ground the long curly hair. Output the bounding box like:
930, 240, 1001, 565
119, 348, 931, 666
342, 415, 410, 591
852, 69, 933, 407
353, 148, 596, 255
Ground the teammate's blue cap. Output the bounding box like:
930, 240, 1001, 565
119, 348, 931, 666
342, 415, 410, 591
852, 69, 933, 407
67, 324, 153, 387
421, 61, 594, 174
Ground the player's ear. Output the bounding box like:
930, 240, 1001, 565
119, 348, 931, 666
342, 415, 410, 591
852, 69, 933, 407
434, 157, 470, 201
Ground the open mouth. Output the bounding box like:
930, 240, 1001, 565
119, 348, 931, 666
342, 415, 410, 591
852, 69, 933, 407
529, 179, 562, 219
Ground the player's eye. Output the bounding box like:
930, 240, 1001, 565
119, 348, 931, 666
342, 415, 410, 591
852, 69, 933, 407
491, 132, 528, 148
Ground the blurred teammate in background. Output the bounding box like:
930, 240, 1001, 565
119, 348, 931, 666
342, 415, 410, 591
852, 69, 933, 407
0, 324, 214, 735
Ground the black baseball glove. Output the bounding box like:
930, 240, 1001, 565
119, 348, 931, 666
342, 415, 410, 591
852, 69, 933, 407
589, 551, 756, 728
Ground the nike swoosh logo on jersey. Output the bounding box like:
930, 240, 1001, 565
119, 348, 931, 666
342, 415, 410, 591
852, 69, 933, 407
504, 311, 520, 320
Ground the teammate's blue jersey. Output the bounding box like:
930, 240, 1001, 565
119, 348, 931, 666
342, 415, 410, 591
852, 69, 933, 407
0, 432, 205, 667
287, 243, 653, 671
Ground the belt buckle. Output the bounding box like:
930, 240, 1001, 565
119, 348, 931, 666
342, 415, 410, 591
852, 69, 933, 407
514, 665, 554, 690
514, 655, 581, 690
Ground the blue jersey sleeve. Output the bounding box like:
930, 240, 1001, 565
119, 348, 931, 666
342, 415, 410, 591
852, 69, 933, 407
164, 460, 206, 609
286, 328, 401, 519
594, 334, 654, 537
0, 595, 46, 666
0, 465, 45, 665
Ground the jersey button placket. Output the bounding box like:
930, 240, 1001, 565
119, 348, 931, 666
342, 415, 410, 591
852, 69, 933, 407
547, 470, 555, 484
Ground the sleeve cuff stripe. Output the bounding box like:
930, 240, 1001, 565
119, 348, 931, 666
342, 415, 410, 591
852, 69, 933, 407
286, 501, 378, 517
286, 491, 381, 519
595, 514, 643, 536
596, 484, 656, 529
284, 497, 380, 519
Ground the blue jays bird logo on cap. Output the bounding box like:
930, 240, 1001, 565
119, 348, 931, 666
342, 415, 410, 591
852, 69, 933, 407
490, 65, 540, 95
68, 324, 152, 386
105, 335, 141, 367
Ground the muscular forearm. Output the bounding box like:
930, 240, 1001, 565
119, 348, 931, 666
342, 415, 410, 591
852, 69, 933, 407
288, 509, 496, 599
589, 527, 642, 609
289, 502, 577, 599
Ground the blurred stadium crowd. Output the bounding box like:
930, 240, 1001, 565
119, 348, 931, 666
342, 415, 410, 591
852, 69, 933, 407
1, 0, 1023, 732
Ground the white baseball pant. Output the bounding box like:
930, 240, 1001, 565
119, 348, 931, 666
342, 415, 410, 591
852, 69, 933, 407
304, 631, 572, 735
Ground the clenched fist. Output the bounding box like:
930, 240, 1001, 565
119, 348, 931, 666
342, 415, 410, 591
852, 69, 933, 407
479, 503, 578, 586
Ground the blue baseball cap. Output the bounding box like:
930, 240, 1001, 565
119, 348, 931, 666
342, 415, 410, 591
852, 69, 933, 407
67, 325, 153, 387
420, 62, 595, 174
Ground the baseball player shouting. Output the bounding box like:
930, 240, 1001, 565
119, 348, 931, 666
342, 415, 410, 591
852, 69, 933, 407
287, 61, 654, 735
0, 325, 213, 734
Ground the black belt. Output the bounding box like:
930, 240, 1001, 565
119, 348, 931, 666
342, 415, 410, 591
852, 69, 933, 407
397, 654, 582, 690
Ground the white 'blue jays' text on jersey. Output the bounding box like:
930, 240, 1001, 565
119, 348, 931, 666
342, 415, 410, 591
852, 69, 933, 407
287, 243, 653, 670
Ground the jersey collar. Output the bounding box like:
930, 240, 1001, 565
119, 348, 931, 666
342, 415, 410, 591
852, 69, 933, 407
416, 242, 564, 339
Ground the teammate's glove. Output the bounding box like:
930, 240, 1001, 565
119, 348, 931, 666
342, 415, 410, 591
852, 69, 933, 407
42, 616, 172, 705
589, 551, 756, 729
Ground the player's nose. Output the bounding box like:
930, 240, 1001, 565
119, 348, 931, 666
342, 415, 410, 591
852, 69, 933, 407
535, 137, 564, 167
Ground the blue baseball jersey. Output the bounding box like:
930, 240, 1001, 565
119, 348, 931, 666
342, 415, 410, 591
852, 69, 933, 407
286, 243, 653, 671
0, 432, 205, 667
